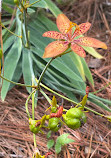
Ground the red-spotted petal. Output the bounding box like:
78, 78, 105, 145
71, 43, 86, 57
74, 37, 107, 49
43, 41, 69, 58
43, 31, 65, 39
72, 22, 91, 39
56, 14, 72, 37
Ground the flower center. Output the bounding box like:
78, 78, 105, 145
67, 22, 80, 33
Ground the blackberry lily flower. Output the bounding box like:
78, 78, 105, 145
42, 14, 107, 58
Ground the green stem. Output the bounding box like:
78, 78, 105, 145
0, 74, 36, 88
31, 87, 37, 148
36, 78, 78, 105
25, 89, 36, 118
37, 58, 54, 88
84, 106, 104, 117
33, 134, 37, 148
0, 23, 22, 38
37, 80, 105, 117
91, 82, 111, 94
32, 88, 35, 120
40, 89, 52, 105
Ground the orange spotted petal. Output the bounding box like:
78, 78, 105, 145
71, 43, 86, 57
56, 14, 72, 37
43, 41, 69, 58
74, 37, 107, 49
43, 31, 65, 40
72, 22, 91, 38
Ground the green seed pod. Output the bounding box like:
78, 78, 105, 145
29, 124, 40, 134
29, 118, 41, 134
14, 0, 19, 5
0, 49, 2, 59
48, 117, 60, 132
66, 108, 83, 119
63, 108, 87, 130
65, 118, 81, 129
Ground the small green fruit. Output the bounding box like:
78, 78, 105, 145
48, 117, 60, 132
14, 0, 19, 5
66, 108, 83, 119
63, 108, 87, 130
29, 124, 40, 134
66, 118, 81, 129
29, 118, 41, 134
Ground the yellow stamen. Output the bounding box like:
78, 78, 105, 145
67, 22, 80, 33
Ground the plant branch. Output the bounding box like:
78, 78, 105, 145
37, 58, 54, 88
0, 74, 37, 88
0, 23, 22, 38
92, 82, 111, 94
36, 79, 106, 117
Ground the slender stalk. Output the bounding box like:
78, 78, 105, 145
92, 82, 111, 94
0, 74, 37, 88
40, 89, 52, 105
31, 85, 37, 148
0, 23, 22, 38
32, 86, 35, 120
36, 78, 78, 105
84, 106, 104, 117
37, 58, 54, 88
33, 134, 37, 148
37, 79, 105, 117
25, 89, 36, 118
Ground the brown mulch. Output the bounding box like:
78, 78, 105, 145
0, 0, 111, 157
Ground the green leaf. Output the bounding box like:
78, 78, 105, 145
69, 52, 86, 81
55, 143, 61, 154
9, 55, 22, 90
2, 2, 14, 14
46, 131, 52, 139
22, 48, 35, 92
3, 35, 15, 53
88, 94, 111, 112
82, 46, 104, 59
3, 0, 15, 5
56, 133, 74, 146
47, 139, 54, 149
1, 37, 22, 100
29, 0, 48, 8
45, 0, 62, 17
80, 57, 94, 86
55, 133, 74, 154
